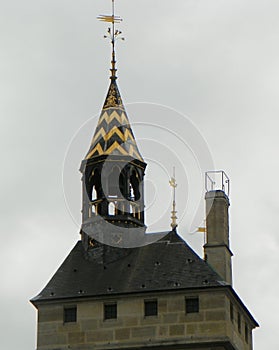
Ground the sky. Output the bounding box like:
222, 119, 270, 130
1, 0, 279, 349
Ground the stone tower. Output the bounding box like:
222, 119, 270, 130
31, 2, 258, 350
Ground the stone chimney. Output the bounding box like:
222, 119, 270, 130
204, 190, 233, 285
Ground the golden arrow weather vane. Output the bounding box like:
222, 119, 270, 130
169, 167, 178, 229
97, 0, 124, 80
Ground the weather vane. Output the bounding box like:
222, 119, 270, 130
169, 167, 178, 229
97, 0, 124, 80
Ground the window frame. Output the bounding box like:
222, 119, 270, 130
63, 306, 77, 324
104, 302, 117, 320
144, 299, 158, 317
185, 296, 199, 314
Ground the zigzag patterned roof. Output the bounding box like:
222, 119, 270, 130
86, 81, 143, 161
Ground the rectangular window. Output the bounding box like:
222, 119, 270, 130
185, 297, 199, 314
64, 306, 77, 323
237, 312, 241, 334
144, 300, 158, 316
230, 301, 234, 322
245, 324, 249, 343
104, 303, 117, 320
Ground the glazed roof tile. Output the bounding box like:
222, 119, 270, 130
85, 80, 143, 161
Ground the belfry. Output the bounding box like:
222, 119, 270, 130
80, 71, 147, 249
80, 1, 147, 250
31, 2, 258, 350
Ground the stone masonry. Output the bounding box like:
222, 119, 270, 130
36, 289, 254, 350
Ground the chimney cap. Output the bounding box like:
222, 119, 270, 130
205, 190, 230, 204
205, 170, 230, 197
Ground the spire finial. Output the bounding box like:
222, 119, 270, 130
169, 167, 178, 229
97, 0, 124, 81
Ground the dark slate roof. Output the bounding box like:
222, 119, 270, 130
31, 230, 226, 303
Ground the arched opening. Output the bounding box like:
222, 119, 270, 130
108, 166, 120, 198
130, 169, 140, 201
119, 172, 126, 198
108, 202, 116, 216
92, 186, 97, 200
91, 204, 96, 214
130, 184, 135, 200
90, 169, 102, 200
130, 203, 133, 215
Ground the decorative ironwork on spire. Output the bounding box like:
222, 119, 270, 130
97, 0, 124, 80
169, 167, 178, 229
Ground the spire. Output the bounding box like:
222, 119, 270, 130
169, 167, 178, 229
85, 1, 143, 162
80, 1, 146, 249
85, 80, 143, 161
97, 0, 124, 81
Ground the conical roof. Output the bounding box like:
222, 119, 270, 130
85, 80, 143, 161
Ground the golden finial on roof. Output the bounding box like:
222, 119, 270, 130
169, 167, 178, 229
97, 0, 124, 80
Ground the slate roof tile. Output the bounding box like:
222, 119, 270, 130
31, 230, 224, 303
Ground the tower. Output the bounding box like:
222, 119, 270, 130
80, 1, 146, 250
80, 70, 146, 250
31, 2, 258, 350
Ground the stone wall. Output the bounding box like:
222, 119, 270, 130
37, 290, 252, 350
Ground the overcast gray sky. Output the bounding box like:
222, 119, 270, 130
1, 1, 279, 349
